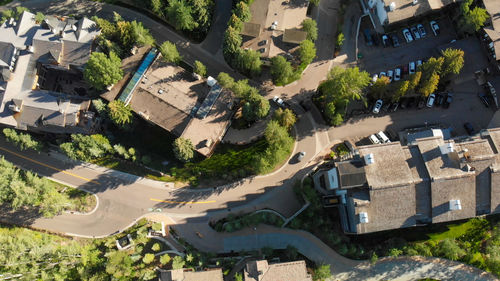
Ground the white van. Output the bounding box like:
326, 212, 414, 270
369, 134, 381, 144
376, 131, 391, 143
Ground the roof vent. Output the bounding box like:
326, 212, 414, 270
412, 0, 418, 5
439, 142, 454, 155
364, 153, 375, 165
359, 212, 369, 223
449, 199, 462, 211
389, 2, 396, 11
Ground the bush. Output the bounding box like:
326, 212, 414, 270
152, 243, 161, 252
60, 134, 113, 161
142, 253, 155, 264
3, 128, 42, 151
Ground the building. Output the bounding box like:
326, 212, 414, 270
244, 260, 312, 281
481, 0, 500, 71
365, 0, 456, 27
158, 268, 223, 281
114, 54, 234, 156
314, 128, 500, 234
0, 11, 99, 134
240, 0, 309, 58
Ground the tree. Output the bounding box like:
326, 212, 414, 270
60, 134, 113, 161
150, 0, 163, 15
441, 48, 465, 77
388, 248, 403, 257
160, 254, 171, 265
84, 52, 123, 91
314, 264, 332, 281
408, 71, 422, 92
285, 245, 299, 260
234, 273, 243, 281
217, 72, 234, 88
322, 66, 371, 102
165, 0, 198, 31
309, 0, 320, 6
299, 39, 316, 65
419, 57, 443, 81
301, 18, 318, 41
233, 2, 251, 22
172, 255, 185, 269
108, 100, 133, 127
437, 238, 466, 261
223, 26, 242, 57
336, 33, 345, 48
228, 14, 243, 32
142, 253, 155, 264
190, 0, 213, 33
14, 7, 29, 20
324, 102, 336, 122
270, 56, 293, 85
35, 12, 45, 24
194, 60, 207, 77
273, 108, 296, 130
152, 243, 161, 252
419, 72, 440, 97
235, 49, 262, 77
264, 120, 293, 149
393, 80, 410, 102
459, 0, 489, 34
242, 92, 269, 121
332, 113, 343, 126
130, 20, 155, 47
369, 76, 390, 99
159, 41, 182, 64
106, 251, 134, 279
3, 128, 42, 151
173, 137, 195, 162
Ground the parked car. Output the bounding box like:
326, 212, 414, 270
417, 60, 422, 67
426, 93, 436, 107
297, 151, 306, 162
379, 71, 387, 78
443, 93, 453, 108
435, 92, 445, 106
417, 24, 426, 37
364, 29, 374, 46
372, 74, 378, 83
394, 68, 401, 81
403, 64, 409, 74
373, 99, 383, 114
411, 26, 421, 40
486, 81, 496, 96
430, 20, 440, 36
409, 61, 416, 74
464, 122, 475, 135
381, 34, 390, 47
272, 96, 285, 108
403, 28, 413, 43
387, 70, 394, 82
478, 92, 490, 107
376, 131, 391, 143
369, 134, 381, 144
391, 34, 400, 47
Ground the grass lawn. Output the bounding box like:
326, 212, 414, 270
427, 219, 477, 241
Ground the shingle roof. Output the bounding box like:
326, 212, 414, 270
483, 0, 500, 31
0, 42, 15, 68
336, 160, 367, 188
282, 29, 307, 44
15, 11, 35, 36
159, 268, 223, 281
244, 260, 312, 281
241, 22, 262, 37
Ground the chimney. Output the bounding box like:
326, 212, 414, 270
389, 2, 396, 11
412, 0, 418, 5
364, 153, 375, 165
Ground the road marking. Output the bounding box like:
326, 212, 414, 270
0, 146, 99, 184
149, 198, 216, 204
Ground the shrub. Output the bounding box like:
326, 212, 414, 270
3, 128, 42, 151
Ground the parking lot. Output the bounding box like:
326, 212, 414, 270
358, 16, 457, 76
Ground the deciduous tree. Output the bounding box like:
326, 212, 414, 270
273, 108, 296, 130
299, 39, 316, 65
270, 56, 293, 85
314, 264, 332, 281
84, 52, 123, 91
165, 0, 198, 31
459, 0, 489, 34
419, 72, 440, 97
369, 76, 390, 99
108, 100, 133, 127
233, 1, 251, 22
441, 48, 465, 77
172, 255, 186, 269
159, 41, 182, 64
301, 18, 318, 41
217, 72, 235, 88
194, 60, 207, 77
173, 137, 195, 162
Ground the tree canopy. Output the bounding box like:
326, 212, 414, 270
84, 51, 123, 91
299, 39, 317, 65
3, 128, 42, 151
165, 0, 198, 31
441, 48, 465, 77
273, 108, 296, 130
270, 56, 294, 85
302, 18, 318, 41
194, 60, 207, 77
60, 134, 113, 161
159, 41, 182, 64
108, 100, 133, 127
173, 137, 195, 162
459, 0, 489, 34
233, 1, 251, 22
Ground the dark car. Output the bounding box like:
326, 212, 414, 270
443, 93, 453, 108
435, 93, 445, 106
391, 34, 400, 47
381, 34, 390, 47
407, 97, 416, 108
478, 92, 490, 107
464, 122, 475, 135
364, 29, 373, 46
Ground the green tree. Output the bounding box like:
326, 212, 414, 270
242, 91, 269, 121
190, 0, 213, 33
223, 26, 243, 57
234, 273, 244, 281
160, 254, 171, 265
165, 0, 198, 31
150, 0, 163, 15
324, 102, 336, 122
332, 113, 343, 126
60, 134, 113, 161
419, 56, 444, 81
233, 1, 251, 22
217, 72, 235, 88
142, 253, 155, 264
173, 137, 195, 162
459, 0, 489, 34
106, 251, 134, 279
159, 41, 182, 64
130, 20, 155, 47
235, 49, 262, 77
285, 245, 299, 260
273, 108, 296, 130
152, 243, 161, 252
84, 52, 123, 91
299, 39, 316, 65
270, 56, 293, 85
314, 264, 332, 281
408, 71, 422, 92
228, 14, 243, 32
437, 238, 466, 261
264, 120, 293, 149
336, 33, 345, 48
108, 100, 133, 127
3, 128, 42, 151
35, 12, 45, 24
302, 18, 318, 41
172, 255, 186, 269
419, 72, 440, 97
92, 98, 108, 118
370, 76, 390, 99
393, 80, 410, 102
441, 48, 465, 77
309, 0, 320, 6
322, 66, 371, 102
388, 248, 403, 257
194, 60, 207, 77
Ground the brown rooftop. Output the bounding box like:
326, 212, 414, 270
159, 268, 223, 281
244, 260, 312, 281
282, 29, 307, 44
358, 142, 414, 189
484, 0, 500, 31
487, 128, 500, 153
385, 0, 456, 25
241, 22, 262, 38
